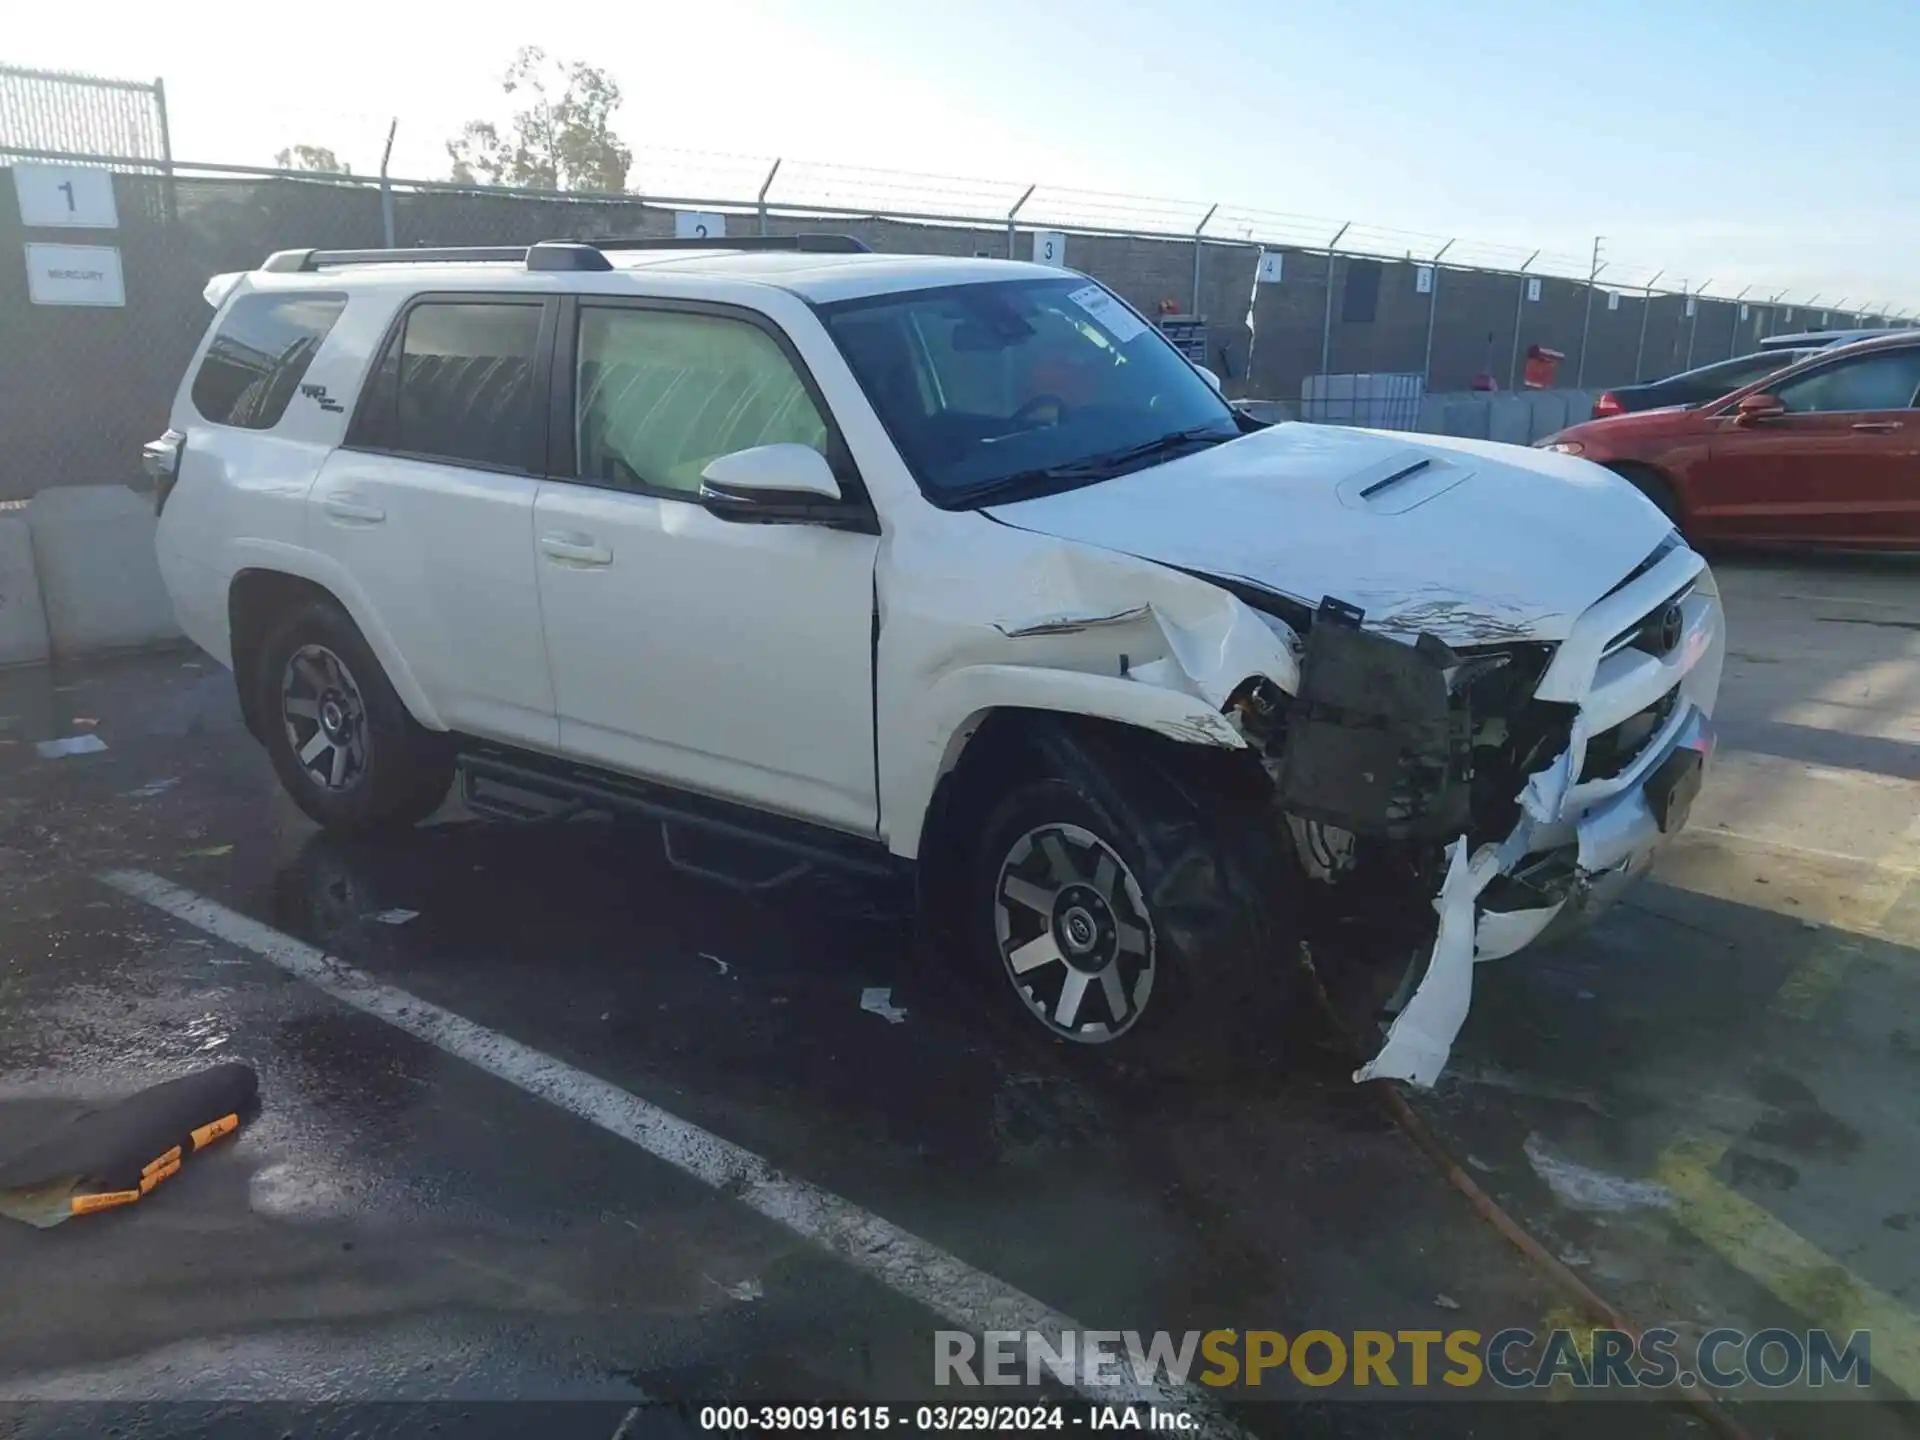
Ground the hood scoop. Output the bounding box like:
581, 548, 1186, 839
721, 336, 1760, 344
1338, 450, 1470, 514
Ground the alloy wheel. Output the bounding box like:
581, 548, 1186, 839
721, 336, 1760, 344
993, 822, 1157, 1043
280, 644, 369, 792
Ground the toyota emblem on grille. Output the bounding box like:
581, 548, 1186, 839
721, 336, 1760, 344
1657, 602, 1685, 655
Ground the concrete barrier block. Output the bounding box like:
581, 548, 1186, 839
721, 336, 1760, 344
1441, 398, 1491, 439
1526, 391, 1570, 440
1488, 394, 1533, 446
27, 486, 183, 659
0, 514, 52, 667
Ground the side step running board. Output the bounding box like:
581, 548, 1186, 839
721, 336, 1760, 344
455, 750, 907, 895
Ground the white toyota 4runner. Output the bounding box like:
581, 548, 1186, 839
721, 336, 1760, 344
149, 234, 1723, 1085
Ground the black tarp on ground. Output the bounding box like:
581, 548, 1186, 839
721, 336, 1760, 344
0, 1063, 258, 1226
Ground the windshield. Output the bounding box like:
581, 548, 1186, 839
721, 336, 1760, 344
819, 276, 1239, 506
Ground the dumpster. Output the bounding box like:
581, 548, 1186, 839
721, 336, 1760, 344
1522, 344, 1565, 389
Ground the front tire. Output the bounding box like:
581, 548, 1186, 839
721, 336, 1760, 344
252, 599, 453, 835
962, 723, 1300, 1077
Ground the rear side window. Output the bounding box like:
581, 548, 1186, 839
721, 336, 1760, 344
191, 292, 346, 429
1775, 349, 1920, 413
351, 300, 546, 472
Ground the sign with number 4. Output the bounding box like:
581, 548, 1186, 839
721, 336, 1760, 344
13, 165, 118, 229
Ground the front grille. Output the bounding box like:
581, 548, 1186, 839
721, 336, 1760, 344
1579, 685, 1679, 782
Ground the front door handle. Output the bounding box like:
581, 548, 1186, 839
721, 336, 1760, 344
539, 531, 613, 566
322, 494, 386, 524
1851, 421, 1903, 432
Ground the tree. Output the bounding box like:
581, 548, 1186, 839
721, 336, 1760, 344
275, 144, 348, 174
446, 46, 632, 193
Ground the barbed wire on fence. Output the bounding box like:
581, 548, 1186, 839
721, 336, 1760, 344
2, 60, 1913, 324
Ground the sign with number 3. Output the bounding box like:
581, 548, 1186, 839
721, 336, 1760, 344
1031, 230, 1067, 268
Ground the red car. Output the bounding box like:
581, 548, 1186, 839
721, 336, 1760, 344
1538, 333, 1920, 547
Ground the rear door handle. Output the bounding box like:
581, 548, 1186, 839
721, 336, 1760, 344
539, 531, 613, 567
321, 494, 386, 524
1851, 421, 1903, 432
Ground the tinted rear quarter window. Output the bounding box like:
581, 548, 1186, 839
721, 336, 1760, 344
191, 292, 346, 429
390, 302, 545, 472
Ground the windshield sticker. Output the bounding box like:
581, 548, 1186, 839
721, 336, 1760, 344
1066, 284, 1150, 345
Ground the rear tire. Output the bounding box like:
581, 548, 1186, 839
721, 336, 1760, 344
252, 599, 453, 836
958, 720, 1301, 1078
1610, 463, 1684, 531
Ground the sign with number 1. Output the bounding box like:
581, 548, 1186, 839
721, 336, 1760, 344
13, 165, 118, 229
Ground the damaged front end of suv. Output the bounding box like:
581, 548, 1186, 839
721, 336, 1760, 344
1216, 545, 1722, 1087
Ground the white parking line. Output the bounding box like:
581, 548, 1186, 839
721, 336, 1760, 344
102, 869, 1242, 1432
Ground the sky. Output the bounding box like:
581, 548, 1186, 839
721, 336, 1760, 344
8, 0, 1916, 310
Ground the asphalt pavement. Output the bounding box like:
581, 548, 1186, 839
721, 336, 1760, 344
0, 553, 1914, 1439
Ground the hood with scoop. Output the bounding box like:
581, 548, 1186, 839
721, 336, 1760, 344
983, 422, 1675, 646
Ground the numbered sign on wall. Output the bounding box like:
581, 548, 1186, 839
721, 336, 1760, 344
1607, 291, 1620, 311
1031, 230, 1067, 267
1415, 265, 1434, 295
1525, 277, 1542, 303
13, 164, 119, 229
1255, 251, 1283, 284
1739, 304, 1750, 320
1685, 296, 1697, 318
674, 211, 727, 241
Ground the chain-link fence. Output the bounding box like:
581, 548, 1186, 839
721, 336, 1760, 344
3, 71, 1913, 499
0, 65, 168, 166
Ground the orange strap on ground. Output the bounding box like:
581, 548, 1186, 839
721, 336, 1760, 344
190, 1113, 239, 1150
69, 1189, 141, 1216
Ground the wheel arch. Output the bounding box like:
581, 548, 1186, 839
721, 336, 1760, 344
1604, 459, 1688, 529
888, 661, 1252, 861
912, 701, 1267, 931
227, 558, 444, 740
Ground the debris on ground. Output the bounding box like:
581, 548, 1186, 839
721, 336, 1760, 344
366, 908, 420, 925
71, 717, 99, 728
35, 735, 108, 758
701, 952, 731, 977
126, 778, 180, 798
722, 1277, 765, 1302
860, 987, 908, 1024
181, 844, 234, 858
0, 1063, 258, 1227
1524, 1133, 1674, 1214
1433, 1293, 1461, 1310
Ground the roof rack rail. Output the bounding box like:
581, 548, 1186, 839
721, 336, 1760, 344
260, 233, 872, 274
586, 234, 872, 254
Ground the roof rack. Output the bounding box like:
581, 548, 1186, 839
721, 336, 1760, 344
260, 233, 873, 274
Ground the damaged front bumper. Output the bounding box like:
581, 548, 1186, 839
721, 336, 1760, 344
1356, 703, 1715, 1089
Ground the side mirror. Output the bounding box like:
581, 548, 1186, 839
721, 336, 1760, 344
698, 444, 843, 521
1733, 393, 1785, 425
1196, 365, 1224, 394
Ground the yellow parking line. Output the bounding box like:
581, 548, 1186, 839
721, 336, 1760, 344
1763, 810, 1920, 1012
1771, 935, 1868, 1019
1657, 1135, 1920, 1398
